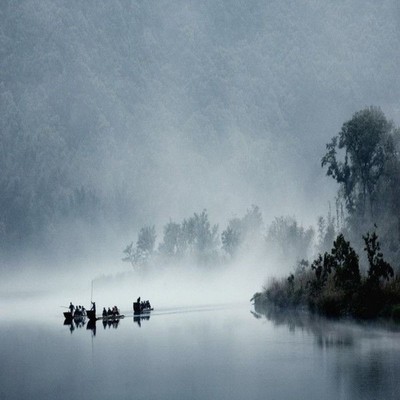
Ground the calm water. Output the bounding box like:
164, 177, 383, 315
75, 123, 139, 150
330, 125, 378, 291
1, 304, 400, 400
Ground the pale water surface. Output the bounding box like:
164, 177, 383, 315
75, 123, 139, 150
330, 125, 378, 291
1, 304, 400, 399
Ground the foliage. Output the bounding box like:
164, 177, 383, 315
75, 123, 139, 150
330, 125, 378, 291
255, 231, 397, 319
266, 216, 314, 263
258, 259, 312, 309
316, 201, 342, 254
221, 226, 241, 257
321, 106, 398, 218
221, 205, 263, 257
127, 210, 219, 267
125, 205, 264, 266
321, 107, 400, 266
363, 231, 394, 286
122, 225, 156, 268
329, 234, 361, 293
158, 221, 182, 257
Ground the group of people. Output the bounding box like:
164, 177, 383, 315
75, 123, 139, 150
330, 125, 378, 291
141, 300, 151, 309
69, 302, 86, 317
102, 306, 120, 318
136, 297, 152, 310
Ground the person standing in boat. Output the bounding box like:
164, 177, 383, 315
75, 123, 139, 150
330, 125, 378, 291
91, 301, 96, 314
69, 302, 75, 316
102, 307, 107, 318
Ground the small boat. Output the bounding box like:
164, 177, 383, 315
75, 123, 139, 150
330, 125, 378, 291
86, 310, 96, 320
64, 311, 73, 320
133, 301, 153, 315
63, 311, 87, 320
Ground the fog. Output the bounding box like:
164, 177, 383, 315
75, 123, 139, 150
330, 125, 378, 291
1, 1, 400, 309
0, 258, 274, 321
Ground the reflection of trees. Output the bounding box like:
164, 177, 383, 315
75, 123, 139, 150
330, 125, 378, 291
253, 305, 400, 399
336, 350, 400, 400
253, 305, 318, 337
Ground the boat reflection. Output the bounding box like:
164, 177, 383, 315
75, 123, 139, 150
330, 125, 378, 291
86, 318, 96, 336
63, 316, 97, 336
133, 314, 150, 327
63, 316, 87, 334
102, 318, 120, 329
63, 314, 124, 333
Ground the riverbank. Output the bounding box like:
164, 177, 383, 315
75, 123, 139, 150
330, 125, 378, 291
253, 233, 400, 320
252, 270, 400, 320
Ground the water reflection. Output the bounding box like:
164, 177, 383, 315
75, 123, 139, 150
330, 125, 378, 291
63, 316, 87, 333
133, 314, 150, 327
253, 307, 355, 349
63, 316, 98, 336
102, 318, 120, 329
253, 305, 400, 399
2, 305, 400, 399
86, 318, 96, 336
63, 315, 126, 333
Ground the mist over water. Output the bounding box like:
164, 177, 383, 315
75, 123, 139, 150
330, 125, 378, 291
1, 256, 272, 322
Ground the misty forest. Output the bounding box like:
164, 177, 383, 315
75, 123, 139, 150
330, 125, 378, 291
2, 2, 400, 399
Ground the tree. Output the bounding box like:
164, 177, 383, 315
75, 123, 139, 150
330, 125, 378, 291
241, 205, 263, 237
189, 210, 219, 261
221, 205, 263, 257
310, 234, 361, 296
158, 220, 181, 257
266, 216, 314, 262
322, 106, 398, 219
122, 225, 156, 267
136, 225, 156, 255
329, 234, 361, 292
310, 253, 332, 295
159, 210, 219, 263
122, 241, 135, 265
363, 231, 394, 287
221, 226, 241, 257
316, 210, 336, 254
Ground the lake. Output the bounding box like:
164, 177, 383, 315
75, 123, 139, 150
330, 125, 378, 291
1, 304, 400, 400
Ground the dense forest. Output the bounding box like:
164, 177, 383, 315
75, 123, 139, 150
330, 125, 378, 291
1, 1, 399, 266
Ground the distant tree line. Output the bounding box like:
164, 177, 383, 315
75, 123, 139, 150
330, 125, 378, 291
123, 206, 258, 267
122, 205, 318, 269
